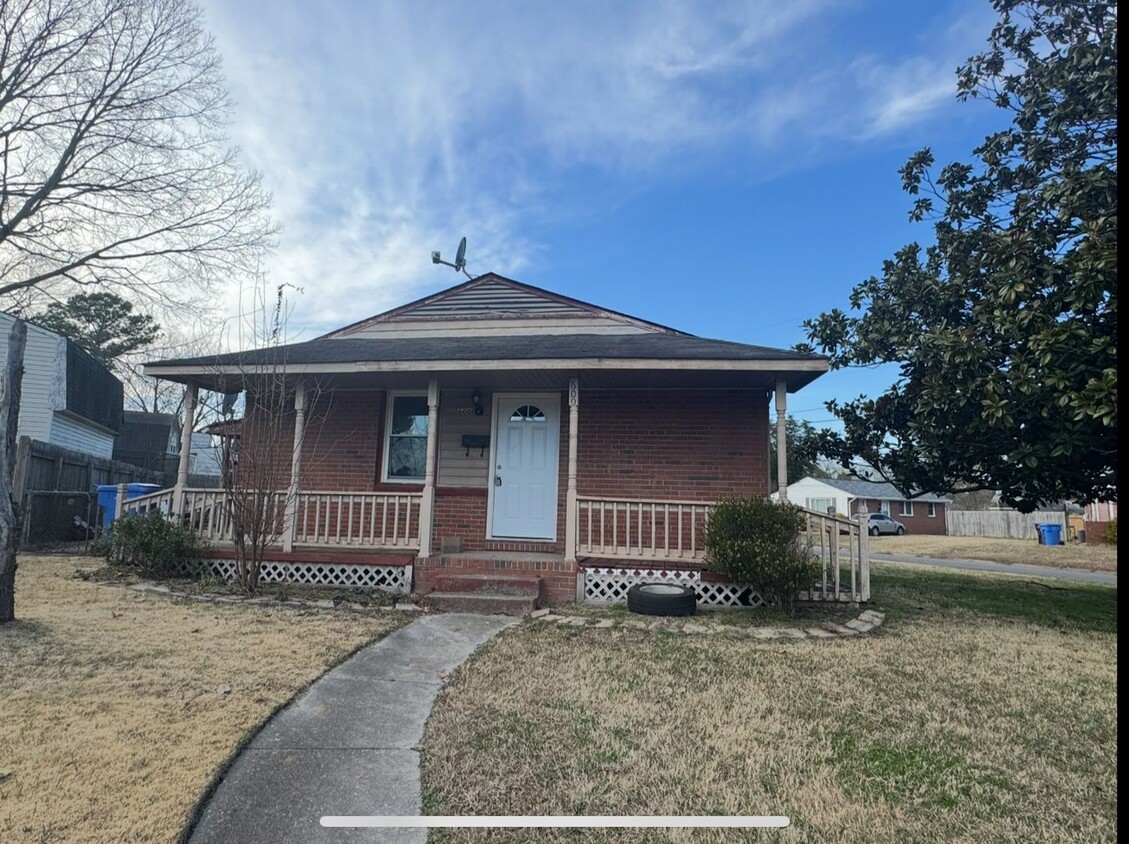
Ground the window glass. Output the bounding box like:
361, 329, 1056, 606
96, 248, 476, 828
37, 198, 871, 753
510, 404, 546, 422
899, 500, 914, 516
387, 395, 428, 480
928, 502, 937, 517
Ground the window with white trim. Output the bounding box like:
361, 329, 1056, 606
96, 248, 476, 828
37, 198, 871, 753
806, 497, 835, 514
898, 500, 914, 516
928, 502, 937, 517
383, 393, 428, 482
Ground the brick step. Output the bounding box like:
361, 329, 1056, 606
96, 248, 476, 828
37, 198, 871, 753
429, 572, 543, 597
423, 591, 538, 616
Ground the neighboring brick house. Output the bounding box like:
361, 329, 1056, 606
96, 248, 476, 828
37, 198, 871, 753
142, 274, 830, 601
785, 477, 951, 535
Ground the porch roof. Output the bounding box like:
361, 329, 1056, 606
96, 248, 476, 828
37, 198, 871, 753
145, 332, 828, 392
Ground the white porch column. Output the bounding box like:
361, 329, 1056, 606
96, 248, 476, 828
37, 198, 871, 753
173, 384, 198, 516
775, 376, 788, 501
283, 381, 307, 552
565, 377, 580, 563
416, 378, 439, 558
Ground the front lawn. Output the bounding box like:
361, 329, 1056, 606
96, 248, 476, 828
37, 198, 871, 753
871, 534, 1116, 571
0, 555, 406, 843
421, 562, 1117, 843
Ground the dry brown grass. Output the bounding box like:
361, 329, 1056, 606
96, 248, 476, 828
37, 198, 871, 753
872, 534, 1117, 571
0, 555, 405, 844
421, 566, 1117, 843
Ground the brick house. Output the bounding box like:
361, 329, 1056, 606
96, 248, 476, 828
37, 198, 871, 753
784, 477, 951, 535
142, 274, 838, 604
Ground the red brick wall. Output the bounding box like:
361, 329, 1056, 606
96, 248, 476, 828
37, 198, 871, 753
240, 385, 774, 572
852, 498, 947, 535
578, 389, 769, 500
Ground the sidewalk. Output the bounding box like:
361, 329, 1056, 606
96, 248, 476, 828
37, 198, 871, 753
187, 613, 517, 843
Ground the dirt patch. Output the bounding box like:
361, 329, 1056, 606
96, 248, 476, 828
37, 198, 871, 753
0, 555, 406, 843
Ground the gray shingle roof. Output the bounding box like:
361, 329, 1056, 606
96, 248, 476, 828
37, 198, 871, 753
812, 477, 951, 503
150, 333, 824, 368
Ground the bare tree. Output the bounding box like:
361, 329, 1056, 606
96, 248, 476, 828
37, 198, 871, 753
0, 0, 275, 307
209, 281, 325, 594
0, 0, 274, 619
0, 319, 26, 622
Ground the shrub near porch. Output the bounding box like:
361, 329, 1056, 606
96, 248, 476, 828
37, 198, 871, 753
420, 564, 1117, 843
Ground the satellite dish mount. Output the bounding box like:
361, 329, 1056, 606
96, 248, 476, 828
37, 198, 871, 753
431, 236, 472, 279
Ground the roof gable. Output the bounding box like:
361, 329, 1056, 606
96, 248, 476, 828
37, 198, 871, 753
324, 273, 680, 339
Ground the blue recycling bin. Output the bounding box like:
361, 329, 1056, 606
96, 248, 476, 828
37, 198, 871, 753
1038, 523, 1063, 546
96, 483, 163, 530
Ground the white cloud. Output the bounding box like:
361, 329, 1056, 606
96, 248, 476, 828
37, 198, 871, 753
198, 0, 990, 337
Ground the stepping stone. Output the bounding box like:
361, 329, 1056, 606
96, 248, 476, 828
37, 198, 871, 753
823, 623, 859, 637
776, 628, 808, 639
805, 628, 837, 638
749, 628, 779, 639
530, 608, 551, 618
682, 623, 711, 634
845, 619, 875, 633
593, 619, 615, 628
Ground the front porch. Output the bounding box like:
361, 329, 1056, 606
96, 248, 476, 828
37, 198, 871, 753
122, 483, 871, 604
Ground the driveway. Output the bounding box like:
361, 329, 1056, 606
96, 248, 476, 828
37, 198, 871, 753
872, 552, 1117, 586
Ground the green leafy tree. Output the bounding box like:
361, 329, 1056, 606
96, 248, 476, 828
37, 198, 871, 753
35, 293, 161, 369
769, 417, 826, 489
803, 1, 1116, 513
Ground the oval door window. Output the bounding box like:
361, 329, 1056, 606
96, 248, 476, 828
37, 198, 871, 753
510, 404, 546, 422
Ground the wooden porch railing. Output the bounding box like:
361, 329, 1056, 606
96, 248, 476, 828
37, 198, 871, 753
120, 487, 422, 551
576, 496, 714, 561
293, 491, 421, 548
575, 495, 870, 603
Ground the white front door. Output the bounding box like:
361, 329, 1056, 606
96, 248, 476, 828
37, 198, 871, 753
490, 395, 560, 540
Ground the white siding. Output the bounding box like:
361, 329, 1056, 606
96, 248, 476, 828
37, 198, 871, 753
785, 478, 851, 515
48, 412, 115, 459
0, 312, 65, 443
436, 388, 492, 488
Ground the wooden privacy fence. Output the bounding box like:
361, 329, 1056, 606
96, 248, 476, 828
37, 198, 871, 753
945, 509, 1067, 540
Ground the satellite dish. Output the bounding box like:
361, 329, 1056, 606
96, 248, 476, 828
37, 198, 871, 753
429, 236, 473, 279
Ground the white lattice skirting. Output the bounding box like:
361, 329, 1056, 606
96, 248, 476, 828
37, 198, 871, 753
178, 559, 411, 594
582, 566, 765, 608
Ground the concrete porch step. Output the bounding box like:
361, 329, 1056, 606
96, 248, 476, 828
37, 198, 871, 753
429, 572, 543, 597
423, 591, 539, 616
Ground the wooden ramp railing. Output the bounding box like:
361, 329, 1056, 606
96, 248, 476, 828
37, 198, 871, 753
798, 507, 870, 602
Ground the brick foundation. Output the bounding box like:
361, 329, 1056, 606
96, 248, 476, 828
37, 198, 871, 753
414, 554, 578, 602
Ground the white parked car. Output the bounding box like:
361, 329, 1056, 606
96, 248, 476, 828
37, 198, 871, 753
867, 513, 905, 536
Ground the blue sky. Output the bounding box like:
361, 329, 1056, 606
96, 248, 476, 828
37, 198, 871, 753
199, 0, 1007, 428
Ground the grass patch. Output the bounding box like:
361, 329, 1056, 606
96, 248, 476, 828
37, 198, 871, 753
421, 565, 1117, 843
0, 555, 406, 843
872, 561, 1117, 633
871, 534, 1116, 571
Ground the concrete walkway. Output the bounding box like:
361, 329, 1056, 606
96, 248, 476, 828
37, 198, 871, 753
873, 553, 1117, 585
188, 613, 517, 844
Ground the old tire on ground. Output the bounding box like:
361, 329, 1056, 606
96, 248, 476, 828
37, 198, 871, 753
626, 583, 697, 616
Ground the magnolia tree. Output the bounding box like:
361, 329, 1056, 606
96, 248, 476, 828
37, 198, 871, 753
0, 0, 274, 622
802, 1, 1116, 512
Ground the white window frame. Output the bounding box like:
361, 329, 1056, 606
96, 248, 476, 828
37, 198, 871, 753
928, 502, 937, 518
806, 497, 835, 514
899, 500, 914, 516
381, 391, 429, 484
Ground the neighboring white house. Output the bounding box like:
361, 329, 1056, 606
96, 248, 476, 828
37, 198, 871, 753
0, 311, 123, 459
780, 476, 952, 534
